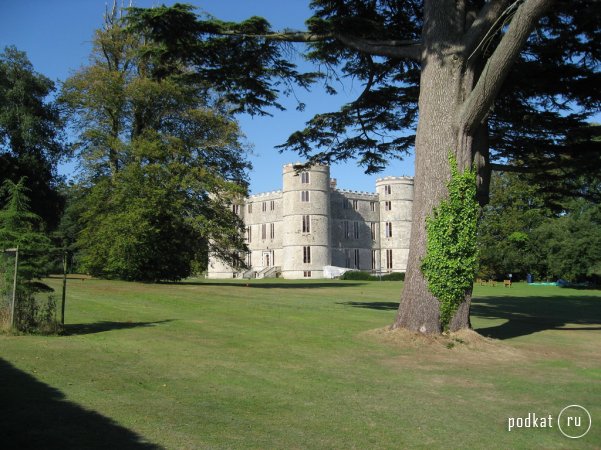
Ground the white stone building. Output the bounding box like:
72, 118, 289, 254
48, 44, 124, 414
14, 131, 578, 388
207, 163, 413, 279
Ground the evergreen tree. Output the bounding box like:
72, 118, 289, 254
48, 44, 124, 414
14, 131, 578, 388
0, 177, 52, 281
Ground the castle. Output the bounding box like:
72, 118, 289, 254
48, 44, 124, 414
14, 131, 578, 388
207, 163, 413, 279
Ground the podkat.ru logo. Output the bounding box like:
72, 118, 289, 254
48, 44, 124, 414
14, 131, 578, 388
507, 405, 592, 439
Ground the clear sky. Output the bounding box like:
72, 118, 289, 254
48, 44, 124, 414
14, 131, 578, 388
0, 0, 414, 194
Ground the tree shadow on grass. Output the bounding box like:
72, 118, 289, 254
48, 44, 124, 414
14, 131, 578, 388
64, 320, 174, 336
472, 295, 601, 340
170, 281, 368, 289
338, 301, 399, 311
0, 358, 163, 450
338, 295, 601, 340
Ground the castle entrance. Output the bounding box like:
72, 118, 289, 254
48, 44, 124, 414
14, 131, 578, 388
263, 251, 272, 267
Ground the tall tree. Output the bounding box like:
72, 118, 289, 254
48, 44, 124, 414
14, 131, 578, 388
477, 172, 551, 279
60, 7, 250, 281
533, 198, 601, 282
0, 177, 52, 281
0, 46, 65, 229
126, 2, 599, 332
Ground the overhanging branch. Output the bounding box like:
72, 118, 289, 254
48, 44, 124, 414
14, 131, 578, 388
337, 35, 422, 61
458, 0, 556, 133
214, 30, 422, 61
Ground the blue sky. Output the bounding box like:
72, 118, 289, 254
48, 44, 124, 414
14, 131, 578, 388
0, 0, 414, 194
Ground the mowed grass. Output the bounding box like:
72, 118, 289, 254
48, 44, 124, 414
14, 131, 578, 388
1, 279, 600, 449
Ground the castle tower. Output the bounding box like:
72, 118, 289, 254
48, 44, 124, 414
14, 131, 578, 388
281, 163, 331, 278
375, 176, 413, 272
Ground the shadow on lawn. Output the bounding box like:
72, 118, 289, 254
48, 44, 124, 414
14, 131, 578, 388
340, 294, 601, 340
0, 358, 162, 450
472, 295, 601, 339
171, 281, 367, 289
338, 301, 399, 310
64, 320, 173, 336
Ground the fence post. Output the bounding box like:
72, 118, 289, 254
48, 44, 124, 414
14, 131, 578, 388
61, 251, 67, 325
10, 246, 19, 328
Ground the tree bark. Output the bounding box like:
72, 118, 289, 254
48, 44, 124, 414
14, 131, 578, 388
392, 0, 555, 334
392, 0, 474, 333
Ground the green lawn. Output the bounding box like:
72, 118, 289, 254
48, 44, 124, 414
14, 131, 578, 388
1, 279, 600, 449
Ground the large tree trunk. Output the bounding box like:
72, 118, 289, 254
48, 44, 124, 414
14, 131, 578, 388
392, 0, 475, 334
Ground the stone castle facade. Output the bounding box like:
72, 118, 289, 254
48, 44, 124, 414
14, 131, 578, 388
207, 163, 413, 279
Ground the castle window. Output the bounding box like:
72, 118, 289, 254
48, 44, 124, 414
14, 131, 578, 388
371, 250, 377, 270
352, 199, 358, 210
270, 223, 275, 239
370, 223, 377, 240
385, 222, 393, 238
303, 246, 311, 263
261, 224, 266, 240
247, 252, 252, 267
345, 249, 351, 267
270, 200, 275, 211
342, 198, 349, 209
370, 201, 376, 211
232, 204, 240, 215
301, 172, 310, 184
354, 249, 360, 268
385, 201, 392, 211
386, 249, 393, 269
303, 270, 312, 278
385, 185, 392, 195
344, 221, 350, 239
262, 202, 267, 212
301, 191, 310, 202
248, 203, 252, 213
302, 215, 311, 233
246, 226, 252, 243
353, 221, 359, 239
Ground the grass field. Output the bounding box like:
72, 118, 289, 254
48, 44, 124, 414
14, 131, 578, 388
1, 279, 600, 449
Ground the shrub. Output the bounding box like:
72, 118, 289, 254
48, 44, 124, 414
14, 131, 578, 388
380, 272, 405, 281
341, 270, 374, 280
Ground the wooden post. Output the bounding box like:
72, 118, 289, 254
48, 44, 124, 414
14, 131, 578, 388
10, 246, 19, 328
61, 251, 67, 325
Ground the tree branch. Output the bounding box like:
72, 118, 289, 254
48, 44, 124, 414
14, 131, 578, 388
463, 0, 511, 59
216, 30, 327, 42
458, 0, 556, 133
215, 30, 422, 61
336, 35, 422, 61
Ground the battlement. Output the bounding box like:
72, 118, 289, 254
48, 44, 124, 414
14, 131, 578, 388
375, 175, 413, 183
335, 188, 379, 198
248, 190, 283, 199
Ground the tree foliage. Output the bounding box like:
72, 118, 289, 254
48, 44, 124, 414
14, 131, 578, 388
533, 199, 601, 282
0, 177, 52, 280
60, 8, 250, 281
0, 46, 65, 229
478, 172, 601, 282
477, 172, 551, 279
